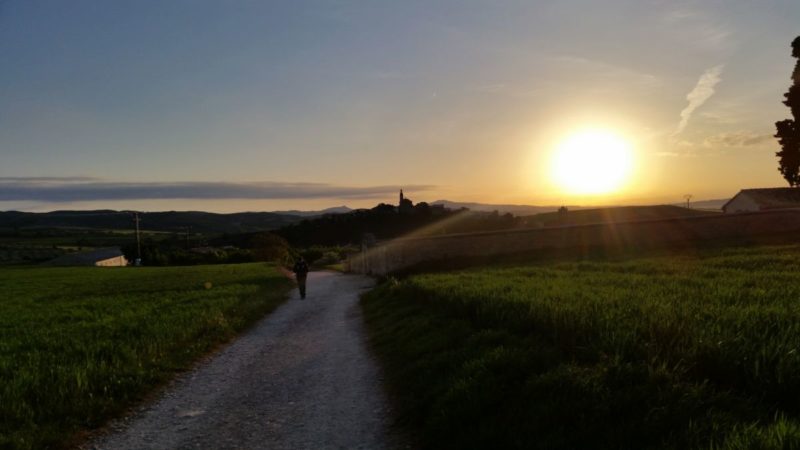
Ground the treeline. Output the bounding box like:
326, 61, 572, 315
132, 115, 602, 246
0, 210, 303, 233
38, 202, 540, 266
275, 203, 523, 246
120, 232, 287, 266
120, 231, 355, 267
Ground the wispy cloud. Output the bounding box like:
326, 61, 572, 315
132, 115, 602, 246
703, 131, 773, 148
661, 6, 732, 50
368, 70, 417, 80
469, 55, 660, 100
674, 65, 724, 135
659, 130, 772, 158
663, 8, 697, 22
0, 176, 99, 183
0, 178, 436, 202
469, 83, 542, 98
657, 139, 699, 158
554, 56, 661, 89
655, 151, 688, 158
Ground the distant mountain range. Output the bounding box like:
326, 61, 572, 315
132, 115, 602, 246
0, 198, 730, 235
270, 206, 353, 217
0, 206, 361, 234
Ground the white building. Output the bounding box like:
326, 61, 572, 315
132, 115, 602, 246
46, 247, 129, 267
722, 188, 800, 213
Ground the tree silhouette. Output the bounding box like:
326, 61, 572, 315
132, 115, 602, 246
249, 232, 290, 262
775, 36, 800, 186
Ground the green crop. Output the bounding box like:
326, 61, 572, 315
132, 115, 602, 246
0, 263, 291, 450
362, 244, 800, 449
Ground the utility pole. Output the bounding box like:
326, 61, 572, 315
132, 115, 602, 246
684, 194, 693, 209
133, 212, 142, 266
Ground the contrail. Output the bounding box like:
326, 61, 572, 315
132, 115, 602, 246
673, 65, 724, 135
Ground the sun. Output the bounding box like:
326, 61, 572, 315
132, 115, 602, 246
551, 129, 634, 195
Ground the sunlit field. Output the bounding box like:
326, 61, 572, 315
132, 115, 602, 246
0, 263, 291, 450
362, 244, 800, 449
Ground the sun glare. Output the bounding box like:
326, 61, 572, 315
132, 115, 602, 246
551, 129, 634, 195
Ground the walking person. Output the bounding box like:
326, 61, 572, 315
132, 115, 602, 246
293, 257, 309, 299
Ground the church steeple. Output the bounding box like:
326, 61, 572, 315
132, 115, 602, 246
399, 189, 404, 206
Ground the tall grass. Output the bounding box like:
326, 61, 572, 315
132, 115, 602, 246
0, 263, 291, 450
362, 244, 800, 449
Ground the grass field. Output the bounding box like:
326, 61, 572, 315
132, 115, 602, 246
362, 244, 800, 449
0, 263, 292, 450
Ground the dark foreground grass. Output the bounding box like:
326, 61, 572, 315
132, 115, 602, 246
0, 263, 291, 450
361, 244, 800, 450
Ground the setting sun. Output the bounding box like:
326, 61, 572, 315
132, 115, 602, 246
551, 129, 634, 195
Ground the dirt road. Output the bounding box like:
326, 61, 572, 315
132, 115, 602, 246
86, 272, 404, 450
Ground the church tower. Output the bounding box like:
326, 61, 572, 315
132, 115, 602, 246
398, 188, 412, 214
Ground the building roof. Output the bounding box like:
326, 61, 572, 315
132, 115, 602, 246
723, 187, 800, 211
45, 247, 126, 266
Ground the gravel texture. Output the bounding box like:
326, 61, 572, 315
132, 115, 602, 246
85, 272, 405, 450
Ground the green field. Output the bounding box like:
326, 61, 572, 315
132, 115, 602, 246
0, 263, 292, 450
362, 244, 800, 449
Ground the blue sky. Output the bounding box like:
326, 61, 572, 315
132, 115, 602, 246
1, 1, 798, 211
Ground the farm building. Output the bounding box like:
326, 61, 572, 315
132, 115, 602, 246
45, 247, 128, 267
722, 188, 800, 213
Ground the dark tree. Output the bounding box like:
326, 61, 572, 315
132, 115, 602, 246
776, 36, 800, 186
413, 201, 431, 216
249, 232, 290, 262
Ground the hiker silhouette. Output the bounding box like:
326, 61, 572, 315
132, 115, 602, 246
292, 257, 309, 299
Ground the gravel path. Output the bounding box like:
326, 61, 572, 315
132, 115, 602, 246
86, 272, 405, 450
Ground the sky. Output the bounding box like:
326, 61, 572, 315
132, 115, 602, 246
1, 0, 798, 212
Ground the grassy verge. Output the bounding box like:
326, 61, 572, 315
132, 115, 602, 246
361, 244, 800, 449
0, 263, 292, 450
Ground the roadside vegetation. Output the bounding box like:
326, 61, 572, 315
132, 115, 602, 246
0, 263, 292, 450
0, 228, 170, 265
362, 244, 800, 449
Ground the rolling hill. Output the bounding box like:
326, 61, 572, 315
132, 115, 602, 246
432, 199, 727, 216
524, 204, 719, 227
0, 210, 306, 234
431, 200, 565, 215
